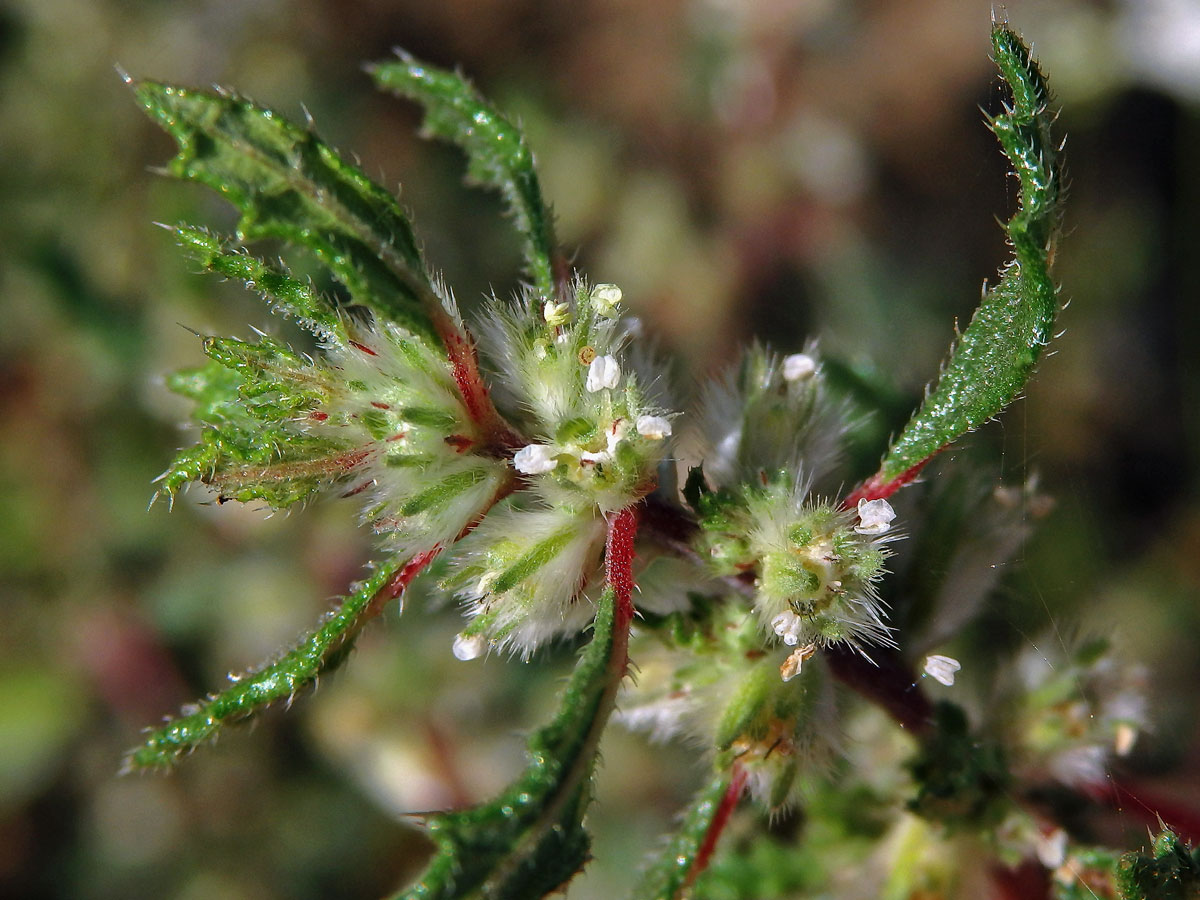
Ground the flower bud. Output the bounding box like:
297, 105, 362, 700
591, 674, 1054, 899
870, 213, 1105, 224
781, 353, 816, 381
591, 283, 622, 317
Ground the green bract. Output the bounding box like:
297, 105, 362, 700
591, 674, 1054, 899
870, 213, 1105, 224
127, 22, 1152, 900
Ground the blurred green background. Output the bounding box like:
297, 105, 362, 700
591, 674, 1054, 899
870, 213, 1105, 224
2, 0, 1199, 897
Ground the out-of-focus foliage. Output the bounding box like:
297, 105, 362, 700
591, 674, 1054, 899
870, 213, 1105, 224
3, 2, 1200, 899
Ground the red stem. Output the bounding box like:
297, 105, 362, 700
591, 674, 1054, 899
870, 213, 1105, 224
431, 311, 523, 453
366, 544, 442, 617
825, 644, 934, 735
841, 455, 936, 509
552, 251, 572, 300
686, 764, 749, 888
605, 505, 640, 636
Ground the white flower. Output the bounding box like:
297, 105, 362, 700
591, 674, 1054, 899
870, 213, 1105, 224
782, 353, 817, 381
513, 443, 557, 474
771, 610, 804, 646
586, 355, 621, 392
592, 283, 622, 316
452, 633, 487, 661
635, 415, 672, 440
543, 300, 570, 326
854, 497, 896, 535
923, 654, 961, 686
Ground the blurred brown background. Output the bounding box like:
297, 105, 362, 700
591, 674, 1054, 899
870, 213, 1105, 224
2, 0, 1200, 897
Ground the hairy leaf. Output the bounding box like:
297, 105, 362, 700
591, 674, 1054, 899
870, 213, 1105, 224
132, 78, 443, 343
869, 24, 1062, 489
158, 337, 361, 506
173, 224, 351, 347
370, 53, 558, 297
123, 553, 427, 770
395, 585, 624, 900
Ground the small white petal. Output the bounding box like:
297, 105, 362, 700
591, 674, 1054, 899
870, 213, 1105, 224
771, 611, 803, 645
782, 353, 817, 381
513, 444, 557, 474
580, 450, 612, 465
923, 654, 961, 686
586, 355, 621, 392
854, 497, 897, 535
452, 633, 487, 661
592, 283, 623, 316
636, 415, 672, 440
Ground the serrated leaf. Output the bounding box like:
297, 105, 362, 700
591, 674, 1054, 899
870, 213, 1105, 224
133, 79, 444, 343
124, 553, 421, 771
158, 337, 363, 505
370, 53, 557, 297
395, 585, 625, 900
870, 24, 1062, 488
173, 224, 351, 347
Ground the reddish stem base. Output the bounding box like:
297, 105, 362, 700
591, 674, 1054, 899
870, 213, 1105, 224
841, 455, 935, 509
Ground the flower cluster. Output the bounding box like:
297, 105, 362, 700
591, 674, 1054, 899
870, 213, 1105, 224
158, 228, 510, 566
129, 29, 1170, 900
753, 491, 896, 653
443, 280, 678, 656
317, 310, 510, 559
618, 600, 838, 809
684, 345, 897, 657
996, 635, 1148, 788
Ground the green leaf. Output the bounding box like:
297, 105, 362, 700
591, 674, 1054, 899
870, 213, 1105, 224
124, 555, 411, 771
631, 772, 734, 900
397, 465, 496, 517
132, 78, 443, 343
158, 339, 361, 506
370, 53, 558, 297
172, 224, 351, 347
875, 24, 1061, 484
1117, 830, 1200, 900
395, 585, 624, 899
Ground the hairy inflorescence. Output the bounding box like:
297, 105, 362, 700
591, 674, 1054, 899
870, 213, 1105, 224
125, 21, 1169, 900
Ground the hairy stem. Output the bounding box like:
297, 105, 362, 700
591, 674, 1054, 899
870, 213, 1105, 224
687, 764, 749, 889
